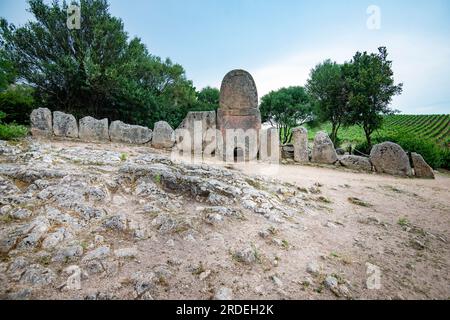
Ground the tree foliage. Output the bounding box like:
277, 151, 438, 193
260, 86, 313, 144
196, 86, 219, 111
306, 60, 349, 145
0, 84, 35, 124
0, 0, 198, 129
342, 47, 403, 146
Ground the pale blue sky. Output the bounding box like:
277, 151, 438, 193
1, 0, 449, 114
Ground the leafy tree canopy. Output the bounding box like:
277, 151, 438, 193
0, 0, 199, 129
196, 86, 219, 111
306, 59, 349, 145
260, 86, 313, 144
342, 47, 403, 146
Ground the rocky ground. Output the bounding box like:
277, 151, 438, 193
0, 138, 449, 300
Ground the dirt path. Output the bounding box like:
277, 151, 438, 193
233, 162, 450, 299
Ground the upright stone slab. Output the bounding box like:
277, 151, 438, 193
311, 131, 338, 164
109, 121, 152, 144
30, 108, 52, 137
259, 127, 280, 163
217, 70, 261, 161
152, 121, 175, 149
176, 111, 216, 153
411, 152, 435, 179
79, 116, 109, 142
53, 111, 78, 138
292, 127, 309, 163
370, 142, 412, 177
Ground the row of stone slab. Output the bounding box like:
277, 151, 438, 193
288, 128, 435, 179
30, 108, 176, 148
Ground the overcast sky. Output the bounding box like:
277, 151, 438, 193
1, 0, 449, 114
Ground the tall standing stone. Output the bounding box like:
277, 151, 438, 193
311, 131, 338, 164
79, 116, 109, 142
53, 111, 78, 138
152, 121, 175, 149
30, 108, 52, 137
109, 121, 152, 144
370, 142, 412, 177
292, 127, 309, 163
217, 69, 261, 162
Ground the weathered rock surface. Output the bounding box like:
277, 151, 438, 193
30, 108, 52, 137
312, 132, 338, 164
79, 116, 109, 142
292, 127, 309, 163
109, 121, 152, 144
411, 153, 435, 179
53, 111, 78, 138
152, 121, 175, 149
339, 155, 372, 172
0, 137, 447, 300
370, 142, 412, 177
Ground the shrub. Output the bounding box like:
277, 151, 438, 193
0, 111, 28, 140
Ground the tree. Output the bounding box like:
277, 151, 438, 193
0, 0, 197, 128
343, 47, 403, 147
196, 86, 219, 111
306, 60, 349, 145
260, 86, 313, 144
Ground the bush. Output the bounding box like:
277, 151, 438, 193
0, 84, 35, 125
353, 132, 445, 169
0, 111, 28, 140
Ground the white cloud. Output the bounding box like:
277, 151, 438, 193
251, 33, 450, 114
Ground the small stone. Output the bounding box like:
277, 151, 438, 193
324, 276, 338, 289
82, 246, 110, 262
271, 275, 283, 287
306, 262, 320, 276
114, 247, 138, 258
20, 264, 56, 287
233, 247, 257, 264
165, 239, 175, 247
64, 265, 83, 290
94, 235, 104, 244
0, 205, 12, 216
10, 208, 32, 220
205, 213, 224, 225
199, 270, 212, 281
214, 286, 233, 300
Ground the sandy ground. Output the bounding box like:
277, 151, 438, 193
234, 162, 450, 299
